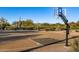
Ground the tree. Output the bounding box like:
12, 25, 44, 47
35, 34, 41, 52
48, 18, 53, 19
13, 19, 34, 30
69, 22, 76, 29
0, 17, 10, 30
55, 23, 65, 31
22, 19, 34, 26
76, 21, 79, 29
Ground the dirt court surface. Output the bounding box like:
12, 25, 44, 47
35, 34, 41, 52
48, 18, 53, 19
0, 30, 79, 52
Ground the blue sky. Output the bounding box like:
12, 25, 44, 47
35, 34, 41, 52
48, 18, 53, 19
0, 7, 79, 24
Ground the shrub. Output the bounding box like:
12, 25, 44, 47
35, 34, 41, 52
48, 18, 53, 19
69, 39, 79, 52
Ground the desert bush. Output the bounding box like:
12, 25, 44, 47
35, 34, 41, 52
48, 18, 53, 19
69, 39, 79, 52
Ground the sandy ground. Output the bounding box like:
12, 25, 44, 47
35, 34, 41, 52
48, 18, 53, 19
0, 30, 79, 52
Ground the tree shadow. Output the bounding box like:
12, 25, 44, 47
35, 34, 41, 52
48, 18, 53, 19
20, 35, 79, 52
0, 33, 10, 36
20, 38, 64, 52
0, 34, 40, 43
0, 30, 39, 33
32, 38, 59, 45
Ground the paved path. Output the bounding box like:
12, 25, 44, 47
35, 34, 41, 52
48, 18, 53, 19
0, 31, 79, 52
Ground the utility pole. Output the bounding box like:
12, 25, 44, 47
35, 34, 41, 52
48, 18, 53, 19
57, 7, 70, 46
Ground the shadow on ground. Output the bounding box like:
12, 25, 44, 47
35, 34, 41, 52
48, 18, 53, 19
0, 34, 41, 43
32, 38, 59, 45
0, 33, 10, 36
20, 35, 79, 52
0, 30, 39, 33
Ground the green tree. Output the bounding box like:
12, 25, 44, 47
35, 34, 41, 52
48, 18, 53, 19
13, 19, 34, 30
76, 21, 79, 29
69, 22, 76, 29
0, 17, 10, 30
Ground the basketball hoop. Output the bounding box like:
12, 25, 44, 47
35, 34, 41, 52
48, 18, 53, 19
54, 7, 70, 46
